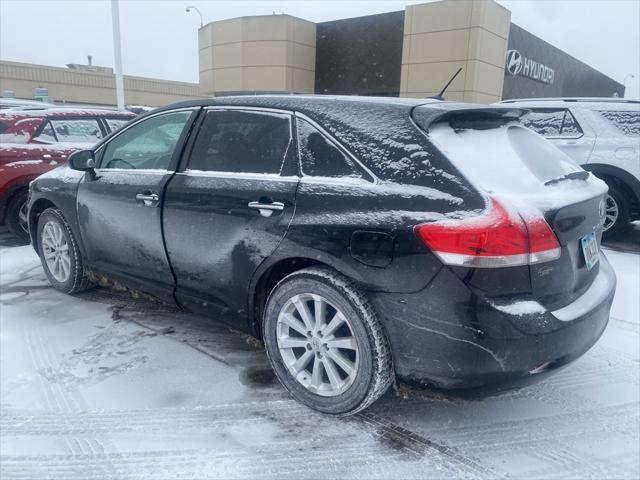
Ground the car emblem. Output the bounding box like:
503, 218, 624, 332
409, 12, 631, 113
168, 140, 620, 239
506, 50, 523, 76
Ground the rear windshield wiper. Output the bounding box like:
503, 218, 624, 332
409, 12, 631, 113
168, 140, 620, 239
544, 171, 590, 186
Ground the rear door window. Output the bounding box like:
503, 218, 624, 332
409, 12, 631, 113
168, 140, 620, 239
522, 109, 583, 138
49, 118, 104, 142
598, 110, 640, 136
296, 118, 363, 179
187, 110, 291, 174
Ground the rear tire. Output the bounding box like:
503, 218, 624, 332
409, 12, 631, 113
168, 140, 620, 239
5, 190, 30, 244
263, 266, 393, 415
602, 181, 630, 240
37, 208, 93, 294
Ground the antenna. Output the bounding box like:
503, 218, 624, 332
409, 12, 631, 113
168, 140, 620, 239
430, 67, 462, 100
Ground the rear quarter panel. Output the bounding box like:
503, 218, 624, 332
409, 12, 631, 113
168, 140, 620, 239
580, 108, 640, 180
265, 178, 479, 294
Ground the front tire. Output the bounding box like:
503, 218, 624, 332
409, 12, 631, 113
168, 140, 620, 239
37, 208, 93, 294
263, 267, 393, 415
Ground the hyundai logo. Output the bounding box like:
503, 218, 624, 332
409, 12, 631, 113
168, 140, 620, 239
506, 50, 523, 76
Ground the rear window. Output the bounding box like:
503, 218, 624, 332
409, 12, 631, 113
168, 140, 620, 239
598, 110, 640, 136
429, 122, 582, 196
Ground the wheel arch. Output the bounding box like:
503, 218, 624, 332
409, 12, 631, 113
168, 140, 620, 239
29, 198, 58, 253
1, 176, 37, 224
583, 163, 640, 215
249, 256, 338, 339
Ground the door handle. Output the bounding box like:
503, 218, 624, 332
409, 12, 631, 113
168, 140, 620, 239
136, 192, 159, 206
248, 201, 285, 217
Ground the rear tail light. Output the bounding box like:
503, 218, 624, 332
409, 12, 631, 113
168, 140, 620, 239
414, 198, 560, 268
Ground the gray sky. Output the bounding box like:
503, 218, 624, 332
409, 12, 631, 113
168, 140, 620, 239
1, 0, 638, 98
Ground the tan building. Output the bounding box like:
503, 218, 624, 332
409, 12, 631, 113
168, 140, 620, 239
197, 0, 510, 103
0, 60, 204, 107
0, 0, 623, 107
400, 0, 510, 102
198, 14, 316, 96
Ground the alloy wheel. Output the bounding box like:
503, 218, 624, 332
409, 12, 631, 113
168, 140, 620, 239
41, 220, 71, 283
602, 194, 618, 232
276, 293, 359, 397
18, 202, 29, 234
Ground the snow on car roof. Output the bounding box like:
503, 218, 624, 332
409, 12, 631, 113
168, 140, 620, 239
0, 108, 136, 121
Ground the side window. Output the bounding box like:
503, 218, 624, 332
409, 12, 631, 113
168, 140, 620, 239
559, 110, 582, 136
297, 118, 363, 179
34, 121, 57, 143
598, 111, 640, 137
49, 118, 103, 142
522, 109, 583, 138
100, 111, 192, 170
188, 110, 291, 174
105, 118, 130, 133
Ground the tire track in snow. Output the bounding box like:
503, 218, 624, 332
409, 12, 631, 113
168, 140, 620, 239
18, 325, 119, 477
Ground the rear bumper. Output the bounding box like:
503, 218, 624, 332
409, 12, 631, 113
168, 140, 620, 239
369, 252, 616, 393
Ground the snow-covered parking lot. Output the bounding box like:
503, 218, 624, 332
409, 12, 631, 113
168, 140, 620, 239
1, 234, 638, 479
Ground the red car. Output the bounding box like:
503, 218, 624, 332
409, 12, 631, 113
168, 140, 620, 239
0, 108, 135, 241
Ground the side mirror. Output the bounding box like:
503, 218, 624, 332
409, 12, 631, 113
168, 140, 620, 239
68, 149, 96, 172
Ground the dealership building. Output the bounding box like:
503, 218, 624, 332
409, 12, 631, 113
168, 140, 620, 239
0, 0, 624, 107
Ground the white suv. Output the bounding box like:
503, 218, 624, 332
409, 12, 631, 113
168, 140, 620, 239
500, 98, 639, 238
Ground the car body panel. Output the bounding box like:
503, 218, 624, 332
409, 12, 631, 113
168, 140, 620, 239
27, 96, 616, 394
163, 171, 299, 323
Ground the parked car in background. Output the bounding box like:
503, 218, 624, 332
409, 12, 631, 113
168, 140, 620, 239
0, 108, 135, 241
500, 98, 640, 238
0, 98, 56, 110
27, 96, 615, 415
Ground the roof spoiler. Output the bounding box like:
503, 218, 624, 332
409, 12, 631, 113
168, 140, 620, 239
412, 105, 529, 132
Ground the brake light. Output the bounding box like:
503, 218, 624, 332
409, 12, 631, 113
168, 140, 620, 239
414, 198, 560, 268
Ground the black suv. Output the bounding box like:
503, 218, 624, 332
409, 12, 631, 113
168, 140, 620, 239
27, 96, 616, 415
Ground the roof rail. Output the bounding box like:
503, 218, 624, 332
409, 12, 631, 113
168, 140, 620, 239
501, 97, 640, 104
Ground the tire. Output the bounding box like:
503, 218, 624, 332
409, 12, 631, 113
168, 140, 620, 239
602, 181, 631, 240
37, 208, 93, 294
263, 266, 393, 415
5, 190, 30, 244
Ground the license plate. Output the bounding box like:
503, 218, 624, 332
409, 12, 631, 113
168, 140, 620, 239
581, 232, 599, 270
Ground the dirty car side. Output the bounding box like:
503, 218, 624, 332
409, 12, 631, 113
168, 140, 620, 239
27, 96, 615, 394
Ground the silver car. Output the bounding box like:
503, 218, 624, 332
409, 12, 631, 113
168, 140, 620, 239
500, 98, 640, 237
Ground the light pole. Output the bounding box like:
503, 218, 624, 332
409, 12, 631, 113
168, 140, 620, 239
111, 0, 125, 110
623, 74, 635, 97
185, 6, 204, 28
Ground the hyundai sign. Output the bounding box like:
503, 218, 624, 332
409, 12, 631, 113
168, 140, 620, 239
506, 49, 555, 85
